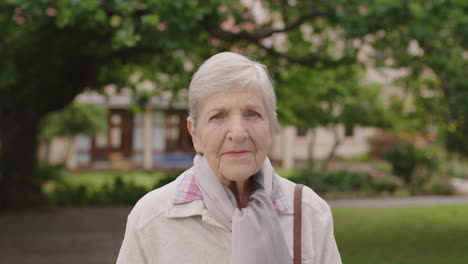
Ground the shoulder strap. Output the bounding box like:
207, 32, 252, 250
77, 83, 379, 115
294, 184, 304, 264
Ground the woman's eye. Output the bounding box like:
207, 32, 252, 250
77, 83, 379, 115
210, 113, 223, 120
247, 111, 261, 118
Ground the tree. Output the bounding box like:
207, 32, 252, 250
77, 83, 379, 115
2, 0, 452, 209
0, 0, 224, 209
0, 0, 369, 209
257, 0, 466, 166
348, 0, 467, 156
274, 64, 389, 170
404, 1, 467, 158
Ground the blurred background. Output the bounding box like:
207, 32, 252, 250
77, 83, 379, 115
0, 0, 467, 263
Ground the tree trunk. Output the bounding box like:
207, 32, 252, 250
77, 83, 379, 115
321, 125, 343, 171
0, 111, 44, 210
64, 137, 75, 167
307, 128, 317, 170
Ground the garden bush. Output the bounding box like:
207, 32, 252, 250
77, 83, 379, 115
370, 177, 400, 194
48, 182, 91, 205
287, 170, 400, 197
423, 178, 455, 196
38, 163, 67, 182
89, 176, 149, 205
46, 171, 185, 206
368, 131, 440, 194
153, 170, 184, 189
383, 142, 438, 184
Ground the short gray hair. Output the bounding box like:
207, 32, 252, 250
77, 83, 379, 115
188, 52, 277, 130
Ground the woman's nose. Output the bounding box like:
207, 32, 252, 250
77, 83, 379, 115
226, 116, 248, 142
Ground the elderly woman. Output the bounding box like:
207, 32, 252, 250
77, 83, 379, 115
117, 52, 341, 264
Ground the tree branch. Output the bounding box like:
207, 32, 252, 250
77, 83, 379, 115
255, 42, 356, 67
205, 10, 324, 42
204, 9, 355, 67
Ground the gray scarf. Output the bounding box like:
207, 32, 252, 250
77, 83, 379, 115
194, 155, 292, 264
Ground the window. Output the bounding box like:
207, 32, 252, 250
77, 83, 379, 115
164, 111, 194, 153
296, 127, 308, 137
345, 124, 354, 137
75, 135, 91, 166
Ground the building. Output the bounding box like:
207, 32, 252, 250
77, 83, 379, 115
40, 89, 378, 171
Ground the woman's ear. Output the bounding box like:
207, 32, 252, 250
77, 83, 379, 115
187, 118, 202, 153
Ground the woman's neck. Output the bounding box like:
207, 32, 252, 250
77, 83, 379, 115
229, 177, 253, 208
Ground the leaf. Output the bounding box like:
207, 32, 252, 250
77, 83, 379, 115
94, 9, 107, 24
56, 8, 73, 28
141, 14, 159, 27
109, 15, 122, 28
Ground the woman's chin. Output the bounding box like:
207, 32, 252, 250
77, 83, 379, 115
220, 166, 258, 184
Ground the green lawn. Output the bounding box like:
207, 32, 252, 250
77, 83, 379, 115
333, 205, 468, 264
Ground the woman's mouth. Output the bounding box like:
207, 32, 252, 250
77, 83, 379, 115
223, 150, 252, 157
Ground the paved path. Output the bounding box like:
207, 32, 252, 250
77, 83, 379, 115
1, 196, 468, 264
0, 207, 130, 264
329, 195, 468, 208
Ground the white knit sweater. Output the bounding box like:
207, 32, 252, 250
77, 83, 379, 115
116, 175, 342, 264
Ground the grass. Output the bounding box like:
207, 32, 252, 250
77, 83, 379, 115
332, 205, 468, 264
42, 169, 468, 263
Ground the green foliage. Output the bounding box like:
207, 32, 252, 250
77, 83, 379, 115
1, 1, 228, 209
287, 170, 400, 197
49, 182, 92, 205
364, 0, 468, 156
383, 142, 430, 183
274, 64, 391, 170
2, 0, 466, 208
371, 176, 400, 194
39, 103, 107, 141
37, 163, 66, 182
423, 178, 455, 196
90, 176, 149, 205
45, 171, 182, 206
275, 65, 389, 130
153, 170, 183, 188
1, 0, 223, 112
369, 131, 439, 189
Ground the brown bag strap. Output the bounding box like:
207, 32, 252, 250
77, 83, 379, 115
294, 184, 304, 264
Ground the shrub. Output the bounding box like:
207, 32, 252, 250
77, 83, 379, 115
383, 143, 438, 182
45, 171, 186, 206
153, 170, 183, 189
38, 163, 66, 183
48, 177, 150, 206
48, 183, 91, 206
287, 170, 397, 197
369, 131, 439, 195
287, 169, 405, 198
370, 177, 400, 194
89, 176, 149, 205
424, 178, 455, 196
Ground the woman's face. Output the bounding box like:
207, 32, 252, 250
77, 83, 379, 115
188, 88, 273, 186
